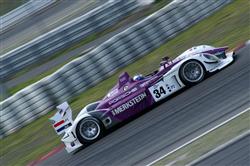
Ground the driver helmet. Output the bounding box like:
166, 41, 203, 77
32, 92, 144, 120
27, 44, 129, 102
133, 74, 144, 81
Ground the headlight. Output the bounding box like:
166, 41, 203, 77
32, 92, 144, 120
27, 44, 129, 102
203, 53, 219, 61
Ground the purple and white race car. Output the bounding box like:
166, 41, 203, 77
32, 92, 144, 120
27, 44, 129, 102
50, 45, 235, 153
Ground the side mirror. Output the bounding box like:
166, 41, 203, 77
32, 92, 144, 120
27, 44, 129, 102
162, 56, 170, 61
160, 61, 166, 66
160, 56, 170, 66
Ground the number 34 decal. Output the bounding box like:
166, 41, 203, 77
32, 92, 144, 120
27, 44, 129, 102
149, 81, 175, 102
153, 86, 166, 99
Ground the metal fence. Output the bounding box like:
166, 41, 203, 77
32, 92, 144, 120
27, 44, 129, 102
0, 0, 232, 138
0, 0, 138, 81
0, 0, 56, 32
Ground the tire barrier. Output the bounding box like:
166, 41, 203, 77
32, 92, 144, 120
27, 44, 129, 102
1, 0, 56, 32
0, 0, 138, 80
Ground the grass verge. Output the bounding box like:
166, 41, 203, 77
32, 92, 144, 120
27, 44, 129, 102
0, 0, 29, 16
6, 0, 172, 96
153, 109, 250, 166
0, 0, 249, 165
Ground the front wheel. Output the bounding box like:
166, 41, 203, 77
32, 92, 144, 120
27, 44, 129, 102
179, 60, 206, 86
76, 117, 103, 144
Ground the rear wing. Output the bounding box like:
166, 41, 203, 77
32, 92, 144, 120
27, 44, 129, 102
49, 102, 73, 135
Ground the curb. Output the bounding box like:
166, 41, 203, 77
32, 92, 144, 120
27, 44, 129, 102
27, 144, 64, 166
231, 40, 248, 52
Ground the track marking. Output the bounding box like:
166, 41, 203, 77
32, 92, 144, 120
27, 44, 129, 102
165, 154, 187, 166
27, 144, 64, 166
147, 107, 250, 166
187, 130, 250, 166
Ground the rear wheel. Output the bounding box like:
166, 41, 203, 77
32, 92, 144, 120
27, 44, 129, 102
76, 117, 103, 144
179, 60, 206, 86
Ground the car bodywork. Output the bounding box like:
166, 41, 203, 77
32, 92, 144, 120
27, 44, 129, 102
49, 45, 235, 153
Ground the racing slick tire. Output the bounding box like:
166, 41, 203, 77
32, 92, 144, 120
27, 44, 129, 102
179, 60, 206, 86
76, 117, 104, 144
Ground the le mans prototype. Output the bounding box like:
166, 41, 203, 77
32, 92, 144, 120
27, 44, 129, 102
50, 45, 235, 153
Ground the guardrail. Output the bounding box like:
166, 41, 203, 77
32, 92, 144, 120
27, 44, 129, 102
0, 0, 56, 33
0, 0, 138, 81
0, 0, 232, 138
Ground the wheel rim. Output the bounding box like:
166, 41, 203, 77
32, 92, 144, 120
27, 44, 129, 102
182, 61, 204, 82
79, 119, 100, 140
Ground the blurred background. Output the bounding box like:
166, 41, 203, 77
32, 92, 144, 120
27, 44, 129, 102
0, 0, 249, 166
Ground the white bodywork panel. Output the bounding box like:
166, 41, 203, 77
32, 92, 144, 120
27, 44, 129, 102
49, 102, 73, 135
61, 102, 100, 153
177, 45, 216, 59
149, 76, 182, 102
148, 50, 234, 103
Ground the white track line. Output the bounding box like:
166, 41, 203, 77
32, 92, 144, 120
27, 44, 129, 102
187, 130, 250, 166
147, 107, 250, 166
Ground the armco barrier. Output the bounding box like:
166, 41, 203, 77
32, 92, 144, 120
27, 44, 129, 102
0, 0, 56, 32
0, 0, 138, 81
0, 0, 232, 138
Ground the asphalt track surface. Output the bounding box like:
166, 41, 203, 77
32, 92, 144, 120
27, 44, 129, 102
0, 0, 105, 54
194, 133, 250, 166
39, 44, 250, 166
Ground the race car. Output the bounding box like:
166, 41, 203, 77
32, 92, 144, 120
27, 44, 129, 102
49, 45, 235, 153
